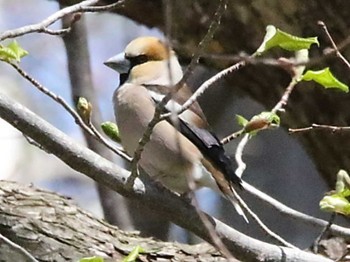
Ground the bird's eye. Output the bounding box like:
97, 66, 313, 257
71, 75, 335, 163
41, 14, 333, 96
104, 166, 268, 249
128, 54, 148, 67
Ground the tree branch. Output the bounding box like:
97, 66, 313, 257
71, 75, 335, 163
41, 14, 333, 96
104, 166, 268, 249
0, 0, 124, 41
60, 11, 132, 228
0, 91, 332, 261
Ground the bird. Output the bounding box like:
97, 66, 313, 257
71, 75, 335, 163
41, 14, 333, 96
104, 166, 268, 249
104, 36, 247, 222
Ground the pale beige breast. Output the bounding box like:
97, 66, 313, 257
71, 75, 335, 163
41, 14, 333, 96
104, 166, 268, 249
113, 83, 207, 192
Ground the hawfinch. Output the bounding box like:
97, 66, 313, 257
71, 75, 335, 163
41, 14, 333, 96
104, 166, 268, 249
104, 37, 247, 221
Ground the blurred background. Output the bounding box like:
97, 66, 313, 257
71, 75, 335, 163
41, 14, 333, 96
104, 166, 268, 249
0, 0, 341, 249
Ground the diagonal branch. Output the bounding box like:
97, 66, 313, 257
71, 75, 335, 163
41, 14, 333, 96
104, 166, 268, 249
0, 233, 38, 262
0, 0, 124, 41
0, 91, 332, 262
129, 0, 228, 182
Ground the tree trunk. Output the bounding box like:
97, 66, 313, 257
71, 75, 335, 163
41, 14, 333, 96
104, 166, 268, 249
0, 180, 224, 261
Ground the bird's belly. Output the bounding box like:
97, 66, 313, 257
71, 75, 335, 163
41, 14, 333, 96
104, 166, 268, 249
114, 84, 210, 193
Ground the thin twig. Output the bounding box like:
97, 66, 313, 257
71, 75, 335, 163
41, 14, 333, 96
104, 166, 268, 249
162, 1, 236, 258
289, 124, 350, 134
312, 213, 336, 253
0, 0, 124, 41
88, 122, 131, 161
231, 188, 297, 249
220, 130, 243, 145
0, 90, 338, 262
38, 27, 71, 36
318, 21, 350, 70
234, 133, 249, 178
242, 181, 350, 240
203, 31, 350, 69
177, 0, 228, 88
0, 233, 38, 262
129, 0, 229, 184
9, 62, 94, 136
186, 174, 236, 261
271, 78, 298, 114
9, 62, 130, 161
164, 60, 246, 119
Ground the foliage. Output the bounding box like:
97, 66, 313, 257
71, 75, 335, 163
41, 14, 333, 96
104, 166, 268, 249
320, 170, 350, 215
122, 245, 145, 262
236, 112, 280, 135
101, 121, 121, 143
256, 25, 319, 55
301, 68, 349, 92
79, 256, 104, 262
0, 40, 28, 62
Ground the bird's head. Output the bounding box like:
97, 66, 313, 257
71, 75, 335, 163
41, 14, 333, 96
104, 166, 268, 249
104, 36, 183, 86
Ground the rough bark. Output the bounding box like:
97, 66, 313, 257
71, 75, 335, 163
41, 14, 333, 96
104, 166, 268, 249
0, 91, 332, 262
0, 180, 224, 262
101, 0, 350, 187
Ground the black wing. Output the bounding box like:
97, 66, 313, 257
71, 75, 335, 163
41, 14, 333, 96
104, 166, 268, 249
177, 118, 242, 189
149, 89, 242, 189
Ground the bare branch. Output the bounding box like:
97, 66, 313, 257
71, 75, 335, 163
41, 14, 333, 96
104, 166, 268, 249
178, 0, 228, 88
243, 181, 350, 240
130, 0, 228, 182
8, 62, 130, 161
312, 213, 336, 253
9, 62, 94, 136
0, 233, 38, 262
289, 124, 350, 134
38, 27, 71, 36
0, 91, 332, 262
220, 130, 243, 145
271, 78, 298, 114
318, 20, 350, 70
234, 133, 249, 178
231, 188, 298, 249
163, 60, 247, 119
0, 0, 124, 41
88, 122, 131, 161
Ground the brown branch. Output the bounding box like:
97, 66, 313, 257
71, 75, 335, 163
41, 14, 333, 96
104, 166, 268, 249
0, 0, 124, 41
129, 0, 228, 184
0, 90, 333, 262
60, 11, 132, 228
318, 20, 350, 70
8, 62, 130, 161
9, 62, 94, 136
0, 233, 38, 262
0, 180, 223, 261
289, 124, 350, 134
242, 181, 350, 241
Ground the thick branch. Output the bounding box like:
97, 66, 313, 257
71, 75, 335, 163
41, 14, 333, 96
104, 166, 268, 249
0, 180, 222, 261
61, 11, 132, 229
0, 92, 331, 261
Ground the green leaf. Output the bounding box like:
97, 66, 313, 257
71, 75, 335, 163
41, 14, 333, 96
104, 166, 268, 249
235, 114, 248, 127
319, 195, 350, 215
320, 169, 350, 216
7, 40, 29, 60
101, 121, 121, 143
301, 67, 349, 92
256, 25, 319, 55
79, 256, 104, 262
0, 47, 17, 62
122, 245, 145, 262
0, 40, 28, 62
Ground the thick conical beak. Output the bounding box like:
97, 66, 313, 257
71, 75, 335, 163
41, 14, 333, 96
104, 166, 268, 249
104, 52, 130, 74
